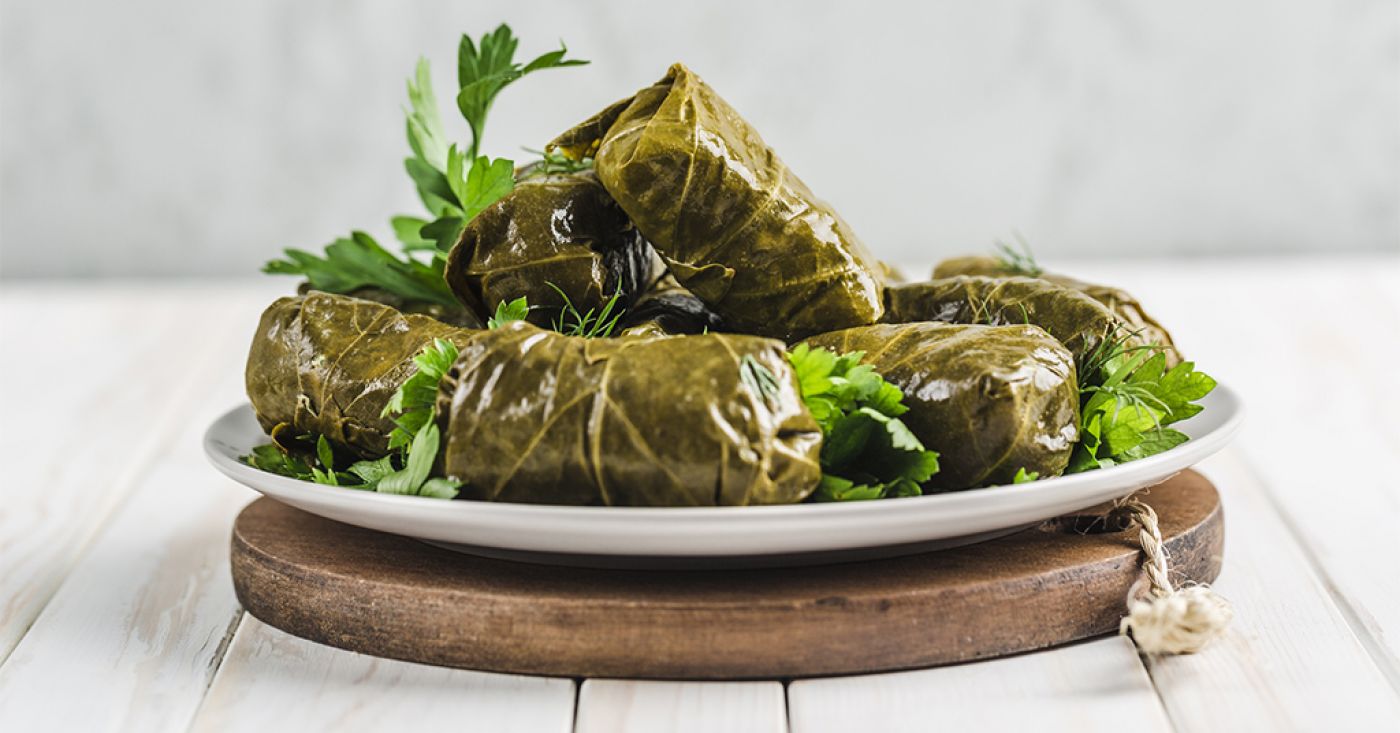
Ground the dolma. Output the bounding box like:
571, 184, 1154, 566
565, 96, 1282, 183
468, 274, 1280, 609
435, 321, 822, 506
617, 273, 724, 336
246, 292, 476, 457
806, 323, 1079, 489
444, 170, 655, 326
932, 255, 1179, 361
882, 276, 1131, 367
549, 63, 884, 341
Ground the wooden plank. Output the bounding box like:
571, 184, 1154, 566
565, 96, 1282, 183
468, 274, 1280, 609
225, 471, 1219, 680
1085, 260, 1400, 688
0, 283, 274, 663
788, 637, 1170, 733
191, 617, 576, 733
1142, 450, 1400, 729
0, 286, 192, 661
0, 359, 255, 731
576, 679, 785, 733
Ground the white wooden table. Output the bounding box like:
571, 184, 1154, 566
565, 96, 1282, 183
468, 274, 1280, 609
2, 257, 1399, 731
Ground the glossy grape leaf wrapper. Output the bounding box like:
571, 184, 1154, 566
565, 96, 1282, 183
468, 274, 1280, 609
549, 63, 884, 341
806, 322, 1080, 489
435, 321, 822, 506
932, 255, 1179, 364
883, 276, 1132, 368
444, 170, 656, 325
617, 272, 724, 337
246, 293, 476, 457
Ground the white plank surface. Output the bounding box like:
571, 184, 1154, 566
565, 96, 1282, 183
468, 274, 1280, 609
192, 617, 576, 733
4, 261, 1400, 730
0, 286, 212, 662
1145, 450, 1400, 730
1082, 259, 1400, 689
576, 680, 786, 733
0, 326, 259, 732
788, 637, 1171, 733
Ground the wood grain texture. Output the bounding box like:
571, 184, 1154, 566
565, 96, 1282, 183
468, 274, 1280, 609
576, 680, 785, 733
0, 286, 230, 662
192, 616, 576, 733
0, 346, 254, 732
788, 637, 1172, 733
230, 470, 1222, 679
1143, 452, 1400, 730
1086, 261, 1400, 696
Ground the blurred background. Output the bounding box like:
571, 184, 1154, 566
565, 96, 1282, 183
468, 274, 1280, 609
1, 0, 1396, 279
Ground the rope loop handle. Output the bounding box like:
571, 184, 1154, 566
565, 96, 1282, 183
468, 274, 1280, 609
1111, 495, 1233, 654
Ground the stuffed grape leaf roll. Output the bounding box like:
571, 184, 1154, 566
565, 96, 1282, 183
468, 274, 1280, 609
932, 255, 1179, 362
444, 170, 655, 327
246, 292, 476, 457
805, 323, 1079, 489
883, 276, 1132, 367
435, 321, 822, 506
549, 63, 884, 341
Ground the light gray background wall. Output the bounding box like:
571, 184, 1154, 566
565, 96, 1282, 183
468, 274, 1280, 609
2, 0, 1397, 278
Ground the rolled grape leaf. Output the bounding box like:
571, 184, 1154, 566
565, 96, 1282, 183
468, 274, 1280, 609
932, 255, 1179, 362
246, 292, 476, 457
435, 321, 822, 505
805, 322, 1080, 489
549, 63, 884, 341
444, 170, 656, 326
883, 276, 1131, 367
617, 272, 724, 336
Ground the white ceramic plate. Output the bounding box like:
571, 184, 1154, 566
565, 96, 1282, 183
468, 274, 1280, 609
204, 385, 1241, 568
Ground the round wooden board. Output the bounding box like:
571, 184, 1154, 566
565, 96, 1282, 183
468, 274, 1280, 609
231, 470, 1223, 679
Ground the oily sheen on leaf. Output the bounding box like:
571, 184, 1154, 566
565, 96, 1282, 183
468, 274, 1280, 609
932, 255, 1179, 363
883, 276, 1132, 368
444, 170, 655, 325
435, 321, 822, 505
805, 322, 1080, 489
549, 63, 884, 340
245, 292, 476, 457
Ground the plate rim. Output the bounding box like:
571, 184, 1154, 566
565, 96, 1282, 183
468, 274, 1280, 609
204, 383, 1243, 522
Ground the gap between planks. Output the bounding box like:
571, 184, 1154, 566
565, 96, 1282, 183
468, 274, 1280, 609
0, 286, 270, 666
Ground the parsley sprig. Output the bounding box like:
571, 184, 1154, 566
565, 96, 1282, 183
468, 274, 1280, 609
787, 344, 940, 501
487, 296, 530, 329
263, 25, 587, 309
1067, 331, 1216, 473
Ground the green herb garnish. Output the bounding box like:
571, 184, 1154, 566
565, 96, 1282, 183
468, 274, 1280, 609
263, 25, 587, 308
993, 235, 1042, 277
787, 344, 940, 501
382, 338, 460, 450
263, 231, 460, 309
520, 147, 595, 178
547, 284, 625, 338
1067, 331, 1216, 473
453, 26, 588, 163
487, 296, 530, 328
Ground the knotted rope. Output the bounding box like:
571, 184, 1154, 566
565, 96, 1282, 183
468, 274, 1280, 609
1111, 495, 1233, 654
